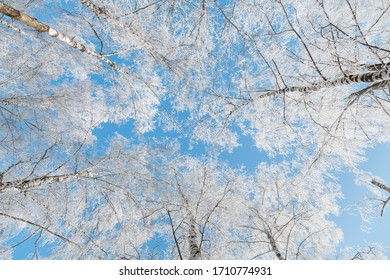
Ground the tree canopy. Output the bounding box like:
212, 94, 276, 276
0, 0, 389, 259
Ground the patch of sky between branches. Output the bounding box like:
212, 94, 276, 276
93, 117, 281, 173
220, 133, 279, 172
332, 143, 390, 259
11, 230, 52, 260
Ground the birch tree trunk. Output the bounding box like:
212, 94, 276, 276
0, 170, 93, 193
0, 2, 129, 75
188, 214, 201, 260
266, 231, 284, 260
255, 66, 390, 99
371, 180, 390, 193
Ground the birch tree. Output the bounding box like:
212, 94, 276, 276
140, 152, 247, 260
0, 0, 389, 259
0, 134, 156, 259
238, 162, 342, 260
0, 1, 169, 134
186, 0, 390, 220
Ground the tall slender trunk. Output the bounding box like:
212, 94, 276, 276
371, 180, 390, 193
0, 170, 92, 193
0, 2, 129, 75
255, 65, 390, 99
172, 169, 202, 260
188, 214, 201, 260
266, 231, 284, 260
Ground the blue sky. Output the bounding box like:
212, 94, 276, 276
333, 144, 390, 258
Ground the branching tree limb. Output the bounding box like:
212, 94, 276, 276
371, 180, 390, 193
0, 2, 130, 75
371, 180, 390, 216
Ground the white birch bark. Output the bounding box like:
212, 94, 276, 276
0, 170, 93, 193
0, 2, 129, 75
371, 180, 390, 193
255, 66, 390, 99
188, 214, 201, 260
172, 168, 202, 260
266, 231, 284, 260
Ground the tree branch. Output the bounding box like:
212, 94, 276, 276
371, 180, 390, 193
167, 209, 183, 260
0, 2, 131, 75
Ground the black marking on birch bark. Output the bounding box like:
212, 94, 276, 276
188, 215, 201, 260
360, 62, 390, 72
0, 170, 92, 193
266, 231, 284, 260
255, 65, 390, 99
80, 0, 109, 20
0, 2, 129, 75
371, 180, 390, 193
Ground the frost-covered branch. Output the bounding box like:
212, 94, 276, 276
0, 212, 81, 249
0, 2, 130, 75
167, 209, 183, 260
371, 180, 390, 216
250, 67, 390, 99
371, 180, 390, 193
0, 169, 94, 193
79, 0, 178, 71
